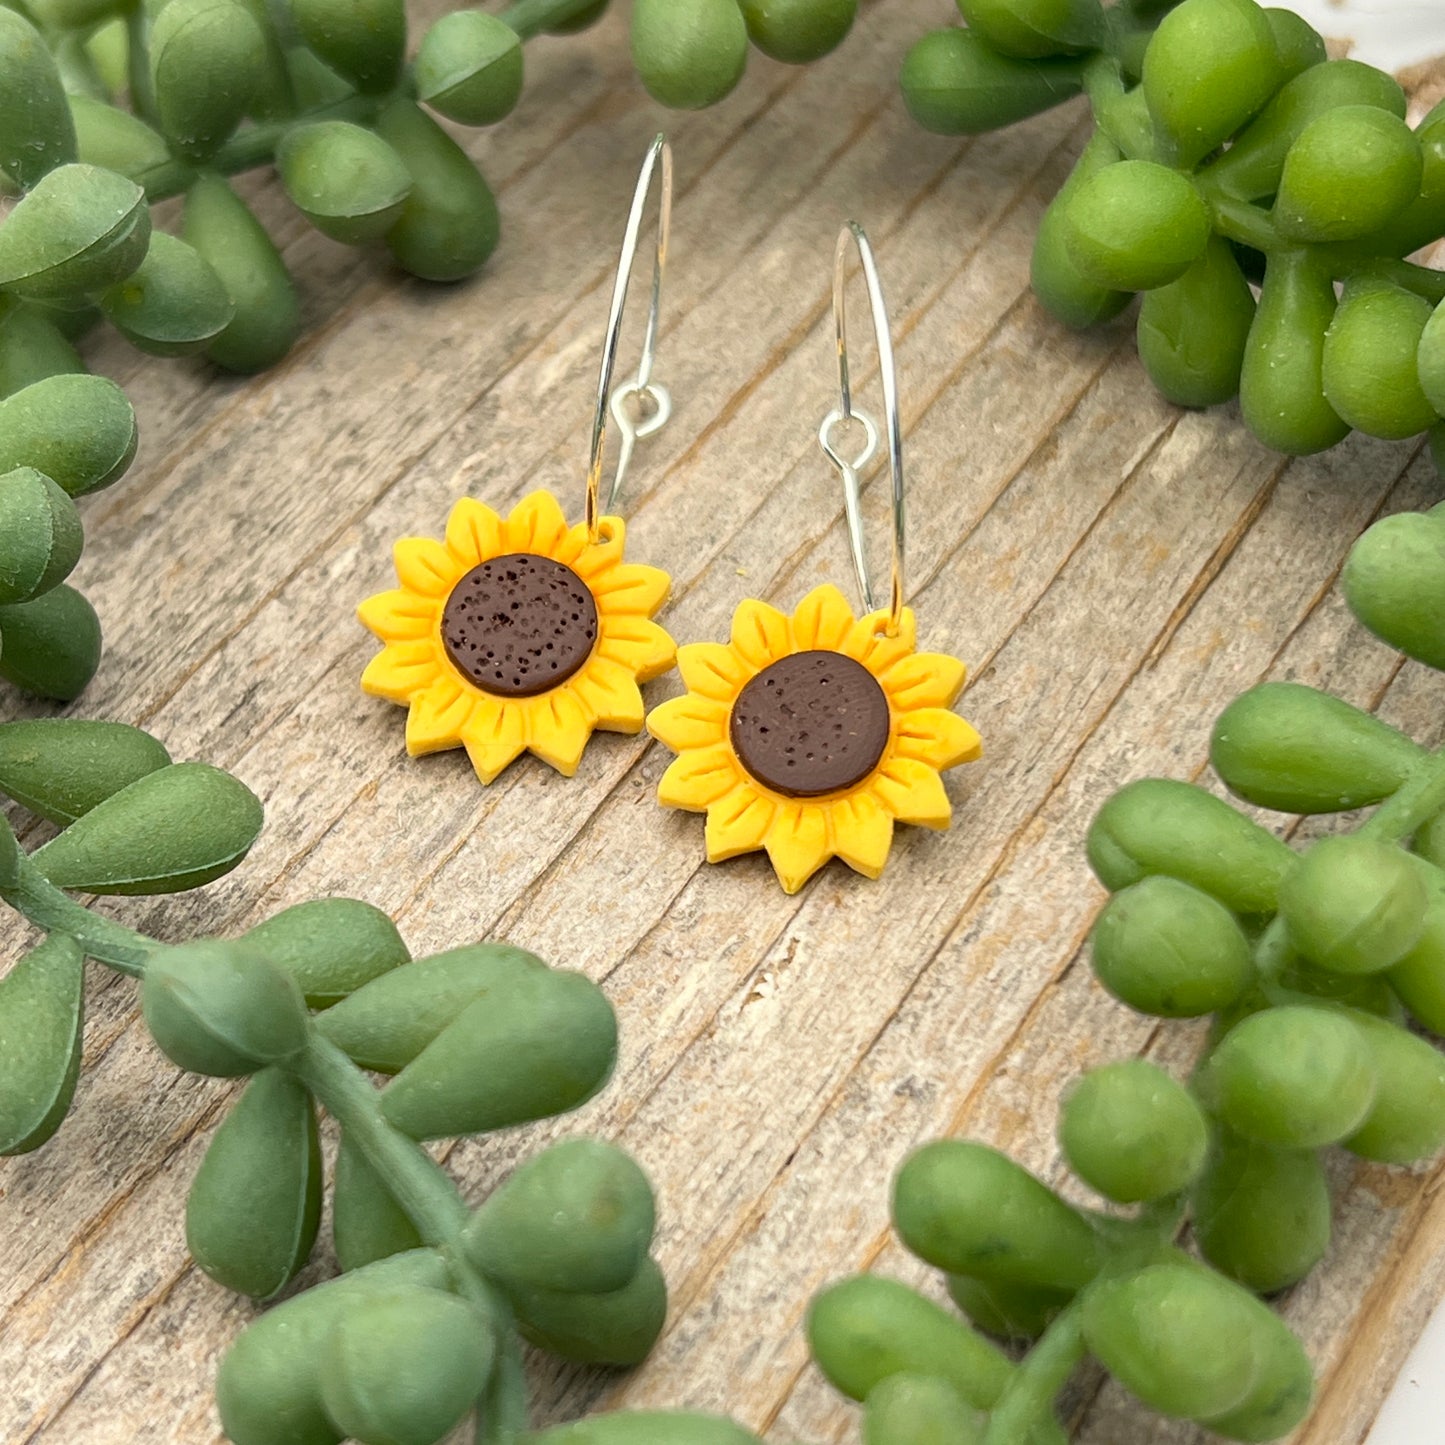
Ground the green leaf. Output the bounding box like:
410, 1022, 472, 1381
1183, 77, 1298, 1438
0, 163, 150, 302
863, 1374, 984, 1445
0, 295, 85, 399
1210, 681, 1427, 813
381, 965, 617, 1140
504, 1256, 667, 1367
0, 933, 85, 1155
0, 372, 137, 497
276, 120, 412, 245
243, 897, 409, 1008
289, 0, 405, 94
806, 1274, 1014, 1409
150, 0, 266, 160
141, 939, 309, 1077
216, 1249, 450, 1445
0, 10, 78, 189
0, 718, 171, 826
0, 466, 83, 605
68, 94, 171, 187
98, 230, 234, 356
315, 943, 546, 1072
316, 1288, 494, 1445
0, 810, 18, 888
186, 1067, 321, 1297
182, 172, 300, 373
31, 760, 263, 894
374, 99, 498, 282
415, 12, 524, 128
0, 582, 102, 701
1344, 508, 1445, 672
28, 0, 129, 28
462, 1138, 655, 1295
332, 1130, 424, 1272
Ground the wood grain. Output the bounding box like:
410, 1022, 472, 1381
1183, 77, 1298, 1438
2, 3, 1443, 1442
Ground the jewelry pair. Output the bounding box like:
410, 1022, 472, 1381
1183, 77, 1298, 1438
357, 137, 982, 895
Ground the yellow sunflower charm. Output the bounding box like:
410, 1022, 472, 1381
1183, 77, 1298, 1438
359, 136, 681, 786
647, 219, 982, 892
647, 584, 979, 893
358, 492, 675, 783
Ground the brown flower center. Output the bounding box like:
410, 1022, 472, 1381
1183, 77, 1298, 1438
441, 553, 598, 697
728, 650, 890, 798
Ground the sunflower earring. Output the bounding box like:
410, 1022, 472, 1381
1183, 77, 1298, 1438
646, 222, 982, 894
357, 136, 679, 784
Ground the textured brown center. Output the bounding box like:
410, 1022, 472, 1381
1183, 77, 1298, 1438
441, 553, 598, 697
729, 650, 890, 798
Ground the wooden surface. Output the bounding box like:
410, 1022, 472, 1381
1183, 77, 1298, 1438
3, 3, 1444, 1441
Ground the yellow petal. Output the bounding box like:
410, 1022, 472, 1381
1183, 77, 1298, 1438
677, 642, 750, 702
872, 757, 953, 830
592, 563, 671, 617
549, 519, 592, 570
828, 793, 895, 880
574, 656, 647, 732
599, 615, 677, 681
730, 599, 792, 669
357, 588, 438, 642
525, 689, 594, 776
571, 516, 628, 581
460, 697, 527, 784
705, 788, 776, 862
405, 680, 472, 756
893, 708, 983, 770
657, 745, 739, 811
843, 606, 918, 674
646, 694, 730, 752
791, 584, 857, 652
504, 490, 570, 555
881, 651, 968, 710
764, 801, 831, 894
444, 498, 503, 567
361, 642, 439, 702
393, 537, 458, 598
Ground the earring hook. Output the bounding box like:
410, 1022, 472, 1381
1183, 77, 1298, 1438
585, 133, 674, 541
817, 220, 906, 638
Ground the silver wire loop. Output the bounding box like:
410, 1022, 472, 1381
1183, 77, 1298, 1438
586, 134, 673, 540
818, 220, 906, 637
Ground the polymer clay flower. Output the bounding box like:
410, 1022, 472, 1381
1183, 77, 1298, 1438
646, 583, 981, 893
358, 492, 676, 782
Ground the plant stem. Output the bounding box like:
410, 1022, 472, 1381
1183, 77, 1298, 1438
0, 855, 156, 975
1, 857, 532, 1430
470, 1292, 529, 1445
1202, 187, 1278, 253
1082, 56, 1156, 162
141, 94, 377, 200
289, 1035, 531, 1436
125, 2, 157, 128
290, 1033, 470, 1244
53, 34, 109, 102
1360, 259, 1445, 305
981, 1303, 1084, 1445
1362, 748, 1445, 845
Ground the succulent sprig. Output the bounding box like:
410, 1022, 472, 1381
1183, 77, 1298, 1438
902, 0, 1445, 465
806, 507, 1445, 1442
0, 725, 759, 1445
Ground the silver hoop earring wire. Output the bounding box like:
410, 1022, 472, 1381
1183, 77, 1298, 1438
817, 220, 906, 638
584, 133, 674, 540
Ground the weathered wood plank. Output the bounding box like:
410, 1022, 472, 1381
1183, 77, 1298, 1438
1, 3, 1442, 1442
